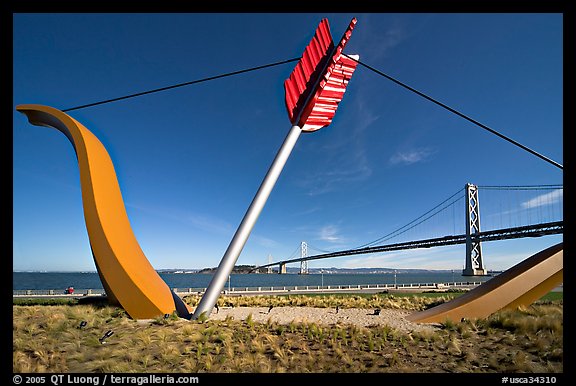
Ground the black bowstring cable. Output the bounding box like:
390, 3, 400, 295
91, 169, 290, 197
344, 54, 563, 171
62, 57, 300, 112
61, 53, 562, 171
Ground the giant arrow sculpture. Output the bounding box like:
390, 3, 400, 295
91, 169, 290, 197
192, 18, 360, 319
15, 18, 358, 321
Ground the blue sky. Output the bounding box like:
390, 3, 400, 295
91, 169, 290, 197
13, 13, 563, 272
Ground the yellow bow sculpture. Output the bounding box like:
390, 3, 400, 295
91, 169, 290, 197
17, 104, 192, 320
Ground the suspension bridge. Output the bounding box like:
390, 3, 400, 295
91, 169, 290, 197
253, 183, 563, 276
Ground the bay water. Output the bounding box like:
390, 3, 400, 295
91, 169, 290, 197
13, 271, 492, 291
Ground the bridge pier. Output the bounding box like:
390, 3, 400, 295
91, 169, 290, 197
279, 263, 287, 274
463, 183, 487, 276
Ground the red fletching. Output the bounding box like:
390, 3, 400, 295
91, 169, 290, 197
284, 19, 333, 125
297, 54, 359, 132
284, 18, 358, 132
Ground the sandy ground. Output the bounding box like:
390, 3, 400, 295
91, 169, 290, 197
208, 306, 440, 333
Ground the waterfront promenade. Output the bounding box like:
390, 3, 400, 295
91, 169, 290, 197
13, 281, 485, 299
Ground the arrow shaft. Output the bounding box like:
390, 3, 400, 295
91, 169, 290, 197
192, 125, 303, 319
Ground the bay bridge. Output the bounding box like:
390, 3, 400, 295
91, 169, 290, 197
253, 183, 563, 276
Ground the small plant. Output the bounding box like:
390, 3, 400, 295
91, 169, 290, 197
275, 324, 286, 336
388, 351, 399, 366
441, 318, 458, 331
195, 311, 209, 323
246, 313, 254, 328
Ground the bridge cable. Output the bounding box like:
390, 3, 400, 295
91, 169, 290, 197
344, 55, 563, 171
368, 193, 464, 246
477, 184, 563, 190
307, 243, 335, 254
354, 187, 465, 249
286, 244, 303, 261
62, 57, 300, 112
478, 185, 563, 228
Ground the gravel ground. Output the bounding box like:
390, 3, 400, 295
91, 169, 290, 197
209, 306, 440, 333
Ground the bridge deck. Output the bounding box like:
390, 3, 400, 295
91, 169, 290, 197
256, 221, 563, 271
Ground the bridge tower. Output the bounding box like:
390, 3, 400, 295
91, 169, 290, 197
463, 183, 488, 276
267, 254, 273, 274
299, 241, 309, 274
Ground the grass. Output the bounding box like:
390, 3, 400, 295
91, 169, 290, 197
13, 297, 79, 306
13, 292, 562, 373
183, 292, 466, 311
182, 290, 561, 311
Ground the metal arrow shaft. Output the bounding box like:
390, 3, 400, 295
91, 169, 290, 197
192, 124, 303, 319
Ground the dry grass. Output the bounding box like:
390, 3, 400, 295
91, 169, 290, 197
13, 296, 562, 373
183, 293, 455, 311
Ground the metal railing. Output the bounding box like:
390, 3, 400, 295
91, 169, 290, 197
171, 281, 483, 295
12, 288, 106, 297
